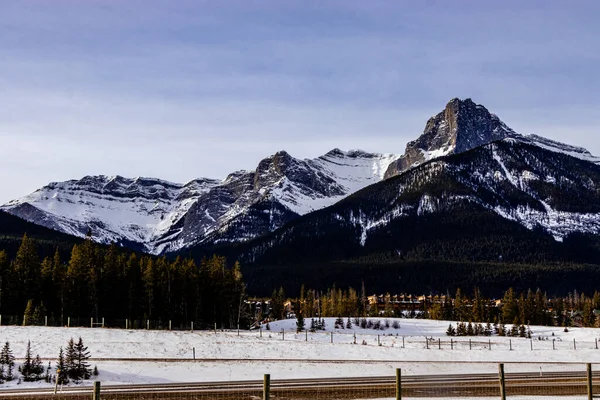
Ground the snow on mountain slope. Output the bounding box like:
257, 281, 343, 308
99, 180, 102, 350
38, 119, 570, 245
2, 176, 220, 249
3, 98, 599, 255
2, 151, 400, 254
384, 98, 600, 179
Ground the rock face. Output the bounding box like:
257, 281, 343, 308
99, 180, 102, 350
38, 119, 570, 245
385, 98, 516, 178
2, 150, 400, 254
234, 139, 600, 266
4, 97, 600, 255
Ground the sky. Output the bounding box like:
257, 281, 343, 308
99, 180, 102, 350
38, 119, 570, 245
1, 0, 600, 203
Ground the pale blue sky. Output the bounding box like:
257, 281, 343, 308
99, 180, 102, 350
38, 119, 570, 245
1, 1, 599, 202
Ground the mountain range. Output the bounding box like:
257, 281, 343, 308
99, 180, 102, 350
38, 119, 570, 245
3, 98, 600, 262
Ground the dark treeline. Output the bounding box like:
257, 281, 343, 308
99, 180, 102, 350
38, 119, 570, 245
269, 285, 600, 329
0, 235, 248, 329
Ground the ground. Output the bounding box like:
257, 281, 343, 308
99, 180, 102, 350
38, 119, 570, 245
0, 317, 599, 390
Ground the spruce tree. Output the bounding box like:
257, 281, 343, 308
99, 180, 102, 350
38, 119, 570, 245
65, 338, 77, 381
20, 340, 33, 381
466, 321, 474, 336
74, 337, 92, 380
45, 362, 52, 383
22, 299, 35, 326
296, 310, 305, 333
32, 355, 44, 381
56, 347, 68, 385
0, 342, 15, 381
346, 317, 352, 329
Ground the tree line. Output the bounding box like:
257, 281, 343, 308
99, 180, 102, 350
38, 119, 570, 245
0, 235, 248, 329
267, 284, 600, 329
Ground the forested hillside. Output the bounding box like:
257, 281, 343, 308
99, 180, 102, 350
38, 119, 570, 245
0, 234, 247, 328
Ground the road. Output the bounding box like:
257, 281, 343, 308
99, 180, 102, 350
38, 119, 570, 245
0, 371, 598, 399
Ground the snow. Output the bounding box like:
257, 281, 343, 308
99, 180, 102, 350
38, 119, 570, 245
1, 150, 401, 254
1, 318, 600, 391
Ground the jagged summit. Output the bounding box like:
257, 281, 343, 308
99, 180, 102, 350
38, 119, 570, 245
385, 98, 516, 178
2, 148, 400, 254
3, 98, 599, 255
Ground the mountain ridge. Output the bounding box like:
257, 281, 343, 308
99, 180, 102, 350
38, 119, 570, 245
3, 98, 599, 255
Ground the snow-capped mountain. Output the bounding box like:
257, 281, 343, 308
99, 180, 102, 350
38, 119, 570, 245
384, 98, 600, 178
4, 97, 599, 256
2, 150, 399, 254
233, 138, 600, 266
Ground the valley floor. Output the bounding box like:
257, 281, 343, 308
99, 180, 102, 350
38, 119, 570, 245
1, 318, 599, 391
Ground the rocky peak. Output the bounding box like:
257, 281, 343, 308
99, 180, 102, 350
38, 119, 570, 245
384, 98, 516, 178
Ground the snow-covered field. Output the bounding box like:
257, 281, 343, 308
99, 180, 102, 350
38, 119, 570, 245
1, 317, 599, 390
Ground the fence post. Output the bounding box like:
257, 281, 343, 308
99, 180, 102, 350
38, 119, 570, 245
92, 381, 100, 400
553, 339, 555, 350
378, 335, 380, 346
330, 332, 333, 344
0, 315, 2, 326
530, 340, 533, 351
306, 330, 308, 342
469, 339, 472, 350
214, 323, 217, 334
438, 338, 441, 350
263, 374, 270, 400
402, 336, 405, 348
450, 338, 453, 350
489, 339, 491, 350
91, 317, 93, 328
260, 326, 262, 338
193, 347, 195, 360
125, 319, 128, 329
587, 363, 593, 400
498, 363, 506, 400
238, 324, 240, 336
509, 340, 512, 351
45, 316, 48, 327
425, 337, 428, 349
574, 338, 577, 350
596, 338, 598, 350
396, 368, 402, 400
147, 320, 150, 330
282, 329, 285, 340
68, 317, 70, 328
169, 320, 172, 331
102, 318, 104, 328
191, 321, 193, 332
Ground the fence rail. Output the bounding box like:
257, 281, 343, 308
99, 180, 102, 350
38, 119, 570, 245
3, 364, 600, 399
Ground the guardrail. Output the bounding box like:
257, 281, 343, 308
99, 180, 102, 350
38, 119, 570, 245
2, 363, 600, 399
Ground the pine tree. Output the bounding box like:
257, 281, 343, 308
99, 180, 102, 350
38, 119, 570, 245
20, 340, 34, 381
446, 323, 456, 336
0, 342, 15, 381
22, 299, 35, 326
74, 337, 92, 380
295, 308, 305, 333
32, 355, 44, 380
65, 338, 77, 381
93, 365, 98, 376
45, 361, 51, 383
346, 317, 352, 329
466, 321, 474, 336
56, 347, 68, 385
